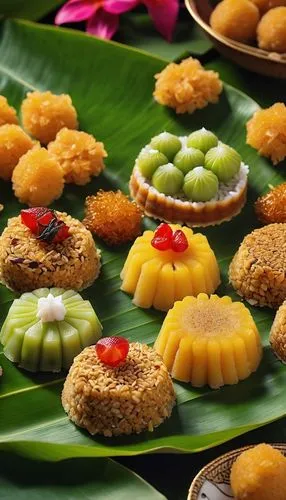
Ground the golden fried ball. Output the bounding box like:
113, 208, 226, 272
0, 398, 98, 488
21, 91, 78, 145
0, 125, 34, 181
210, 0, 260, 43
12, 147, 64, 207
251, 0, 286, 13
0, 96, 18, 126
246, 103, 286, 164
48, 128, 107, 185
153, 57, 222, 114
257, 7, 286, 53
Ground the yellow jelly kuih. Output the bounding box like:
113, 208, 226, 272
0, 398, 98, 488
154, 293, 262, 388
120, 225, 220, 311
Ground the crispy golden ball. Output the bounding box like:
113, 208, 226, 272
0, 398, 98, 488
0, 125, 34, 181
12, 147, 64, 207
153, 57, 222, 114
246, 103, 286, 164
83, 190, 143, 246
257, 7, 286, 53
255, 183, 286, 224
0, 96, 18, 126
230, 444, 286, 500
48, 128, 107, 185
210, 0, 259, 43
21, 91, 78, 145
251, 0, 286, 13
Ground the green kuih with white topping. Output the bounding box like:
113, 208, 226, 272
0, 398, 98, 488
137, 148, 168, 178
205, 143, 242, 183
187, 128, 218, 154
150, 132, 182, 161
152, 163, 184, 195
173, 147, 205, 174
0, 288, 102, 372
183, 166, 219, 202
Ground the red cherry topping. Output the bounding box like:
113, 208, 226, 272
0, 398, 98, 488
151, 223, 188, 253
95, 336, 130, 367
21, 207, 70, 244
171, 230, 189, 252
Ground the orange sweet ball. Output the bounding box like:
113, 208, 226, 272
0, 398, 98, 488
153, 57, 222, 114
0, 96, 18, 126
246, 103, 286, 165
21, 91, 78, 145
0, 125, 34, 181
251, 0, 286, 13
255, 183, 286, 224
257, 7, 286, 53
83, 190, 143, 246
210, 0, 259, 43
12, 147, 64, 207
48, 128, 107, 185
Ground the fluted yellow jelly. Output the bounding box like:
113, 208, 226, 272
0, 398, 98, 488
154, 293, 262, 388
120, 225, 220, 311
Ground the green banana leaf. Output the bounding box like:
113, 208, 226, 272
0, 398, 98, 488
0, 19, 285, 461
0, 1, 63, 20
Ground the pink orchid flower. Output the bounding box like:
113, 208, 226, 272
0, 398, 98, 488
55, 0, 179, 42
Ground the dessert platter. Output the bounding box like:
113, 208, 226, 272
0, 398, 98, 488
0, 19, 286, 466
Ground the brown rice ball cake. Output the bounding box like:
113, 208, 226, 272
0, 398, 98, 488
269, 300, 286, 362
0, 212, 100, 292
229, 224, 286, 308
62, 343, 176, 436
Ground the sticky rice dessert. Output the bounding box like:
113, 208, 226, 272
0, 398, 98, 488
120, 223, 220, 311
62, 339, 175, 436
269, 299, 286, 363
0, 288, 102, 372
154, 293, 262, 389
0, 125, 34, 181
230, 444, 286, 500
0, 209, 101, 293
130, 130, 248, 227
229, 224, 286, 308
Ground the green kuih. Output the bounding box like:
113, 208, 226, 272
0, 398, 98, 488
205, 143, 241, 183
150, 132, 182, 161
152, 163, 184, 196
0, 288, 102, 372
173, 147, 205, 174
183, 166, 219, 202
137, 148, 168, 178
187, 128, 218, 154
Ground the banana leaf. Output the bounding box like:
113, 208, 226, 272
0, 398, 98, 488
0, 19, 285, 461
0, 1, 63, 20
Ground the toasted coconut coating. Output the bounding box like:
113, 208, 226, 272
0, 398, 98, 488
0, 125, 34, 181
270, 300, 286, 362
153, 57, 223, 114
229, 224, 286, 308
0, 212, 100, 292
246, 103, 286, 165
251, 0, 286, 13
0, 96, 18, 126
83, 190, 143, 246
12, 147, 64, 207
48, 128, 107, 185
210, 0, 259, 43
62, 343, 175, 436
257, 7, 286, 53
255, 183, 286, 224
21, 91, 78, 145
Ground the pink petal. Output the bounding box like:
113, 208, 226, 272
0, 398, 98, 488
104, 0, 138, 14
87, 9, 119, 39
144, 0, 179, 42
55, 0, 97, 25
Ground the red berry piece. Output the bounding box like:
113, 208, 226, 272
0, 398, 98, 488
21, 208, 55, 235
95, 336, 130, 367
151, 223, 172, 251
171, 230, 188, 252
52, 222, 70, 243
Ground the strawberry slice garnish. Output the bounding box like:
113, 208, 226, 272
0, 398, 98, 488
95, 336, 129, 367
171, 230, 188, 252
151, 223, 188, 252
21, 207, 70, 243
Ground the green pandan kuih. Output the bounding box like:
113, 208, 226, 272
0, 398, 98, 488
0, 288, 102, 372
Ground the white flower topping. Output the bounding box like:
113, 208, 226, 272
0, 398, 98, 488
37, 294, 66, 323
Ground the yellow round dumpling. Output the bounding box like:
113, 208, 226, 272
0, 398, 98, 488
0, 96, 18, 126
0, 125, 34, 181
251, 0, 286, 13
257, 7, 286, 53
21, 91, 78, 145
12, 147, 64, 206
210, 0, 260, 43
